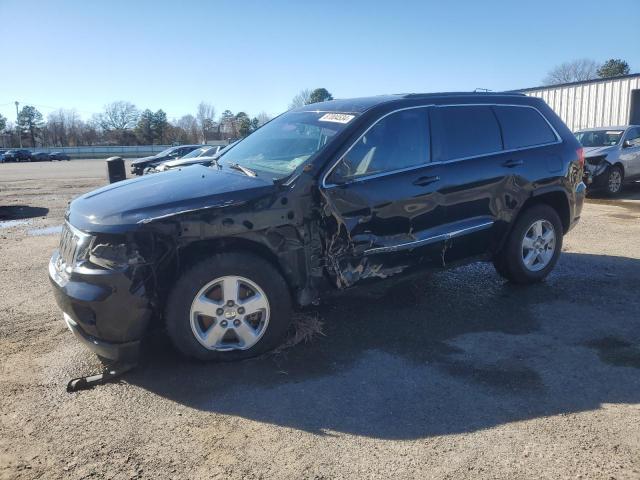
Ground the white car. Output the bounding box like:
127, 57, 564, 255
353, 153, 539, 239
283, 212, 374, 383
576, 126, 640, 195
150, 145, 226, 173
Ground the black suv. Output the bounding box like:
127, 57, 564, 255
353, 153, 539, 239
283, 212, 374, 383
49, 93, 585, 363
3, 149, 32, 162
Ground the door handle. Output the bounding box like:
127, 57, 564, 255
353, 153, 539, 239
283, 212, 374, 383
413, 175, 440, 186
502, 159, 523, 168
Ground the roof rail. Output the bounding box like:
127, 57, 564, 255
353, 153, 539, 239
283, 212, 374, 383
402, 91, 526, 98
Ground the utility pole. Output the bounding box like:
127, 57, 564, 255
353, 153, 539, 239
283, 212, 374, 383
15, 101, 22, 148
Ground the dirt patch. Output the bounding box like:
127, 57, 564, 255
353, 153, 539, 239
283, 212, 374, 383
1, 161, 640, 479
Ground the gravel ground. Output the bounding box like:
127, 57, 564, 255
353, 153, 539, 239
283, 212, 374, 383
1, 160, 639, 479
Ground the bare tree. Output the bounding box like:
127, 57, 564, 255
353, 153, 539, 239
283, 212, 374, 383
98, 101, 139, 131
177, 114, 200, 144
47, 110, 67, 146
196, 102, 216, 143
80, 119, 100, 146
95, 101, 139, 144
255, 111, 271, 126
289, 89, 311, 109
47, 109, 84, 146
543, 59, 600, 85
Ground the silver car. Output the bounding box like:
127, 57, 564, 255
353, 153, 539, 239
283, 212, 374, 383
151, 143, 238, 173
148, 145, 224, 173
575, 125, 640, 195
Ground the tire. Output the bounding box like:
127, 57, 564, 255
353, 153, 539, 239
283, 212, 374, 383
604, 165, 623, 196
165, 252, 292, 361
492, 204, 563, 284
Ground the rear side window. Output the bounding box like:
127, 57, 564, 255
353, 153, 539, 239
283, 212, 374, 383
493, 106, 557, 149
330, 108, 430, 181
430, 106, 502, 161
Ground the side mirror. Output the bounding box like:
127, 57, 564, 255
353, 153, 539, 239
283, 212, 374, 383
623, 140, 633, 148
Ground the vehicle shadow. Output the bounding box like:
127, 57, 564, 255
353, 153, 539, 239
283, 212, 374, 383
0, 205, 49, 220
128, 252, 640, 440
587, 180, 640, 202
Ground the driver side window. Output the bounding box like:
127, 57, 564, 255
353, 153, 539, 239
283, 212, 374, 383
329, 109, 430, 183
626, 128, 640, 147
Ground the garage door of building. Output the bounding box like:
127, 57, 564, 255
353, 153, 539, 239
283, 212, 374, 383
630, 90, 640, 125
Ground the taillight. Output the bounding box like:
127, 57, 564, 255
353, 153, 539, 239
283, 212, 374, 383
576, 147, 585, 168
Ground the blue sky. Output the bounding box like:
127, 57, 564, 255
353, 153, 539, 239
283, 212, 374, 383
1, 0, 639, 122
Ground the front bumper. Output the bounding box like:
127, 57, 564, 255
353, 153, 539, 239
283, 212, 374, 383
583, 161, 611, 190
49, 251, 153, 362
61, 312, 140, 362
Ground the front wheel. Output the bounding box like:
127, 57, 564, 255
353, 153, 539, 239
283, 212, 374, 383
605, 165, 623, 196
165, 253, 292, 361
493, 204, 563, 284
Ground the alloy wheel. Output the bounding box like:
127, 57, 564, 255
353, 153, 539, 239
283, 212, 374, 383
608, 169, 622, 193
521, 219, 556, 272
190, 275, 270, 351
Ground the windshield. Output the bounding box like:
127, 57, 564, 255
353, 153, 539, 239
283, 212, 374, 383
218, 111, 357, 178
575, 130, 623, 147
181, 146, 214, 159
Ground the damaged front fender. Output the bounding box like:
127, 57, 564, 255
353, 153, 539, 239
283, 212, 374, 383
585, 156, 611, 179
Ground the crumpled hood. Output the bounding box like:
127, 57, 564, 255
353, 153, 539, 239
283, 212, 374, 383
131, 154, 161, 166
583, 145, 617, 158
68, 165, 275, 233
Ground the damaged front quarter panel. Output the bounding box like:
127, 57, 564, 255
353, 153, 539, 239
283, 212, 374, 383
133, 181, 322, 308
585, 155, 611, 180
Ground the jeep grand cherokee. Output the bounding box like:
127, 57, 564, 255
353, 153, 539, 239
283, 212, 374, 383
49, 93, 585, 362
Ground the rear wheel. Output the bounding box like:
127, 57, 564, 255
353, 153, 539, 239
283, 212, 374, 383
165, 253, 292, 361
493, 204, 563, 284
605, 165, 623, 196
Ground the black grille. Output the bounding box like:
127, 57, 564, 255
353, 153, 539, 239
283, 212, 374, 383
58, 224, 78, 266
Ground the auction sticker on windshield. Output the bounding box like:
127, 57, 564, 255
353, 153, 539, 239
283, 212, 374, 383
319, 113, 355, 124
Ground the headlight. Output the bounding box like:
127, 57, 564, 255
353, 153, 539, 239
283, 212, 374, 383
89, 241, 144, 270
59, 222, 94, 268
586, 155, 606, 166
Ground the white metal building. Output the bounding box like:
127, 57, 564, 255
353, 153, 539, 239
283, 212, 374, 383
518, 73, 640, 131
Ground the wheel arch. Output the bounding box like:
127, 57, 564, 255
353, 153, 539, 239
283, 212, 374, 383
523, 189, 571, 234
612, 162, 625, 178
495, 188, 571, 254
175, 235, 301, 300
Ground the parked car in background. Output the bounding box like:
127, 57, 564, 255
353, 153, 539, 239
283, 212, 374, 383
49, 151, 71, 161
576, 125, 640, 195
130, 145, 202, 175
2, 149, 32, 162
49, 93, 585, 363
0, 150, 8, 163
150, 144, 234, 173
31, 152, 51, 162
